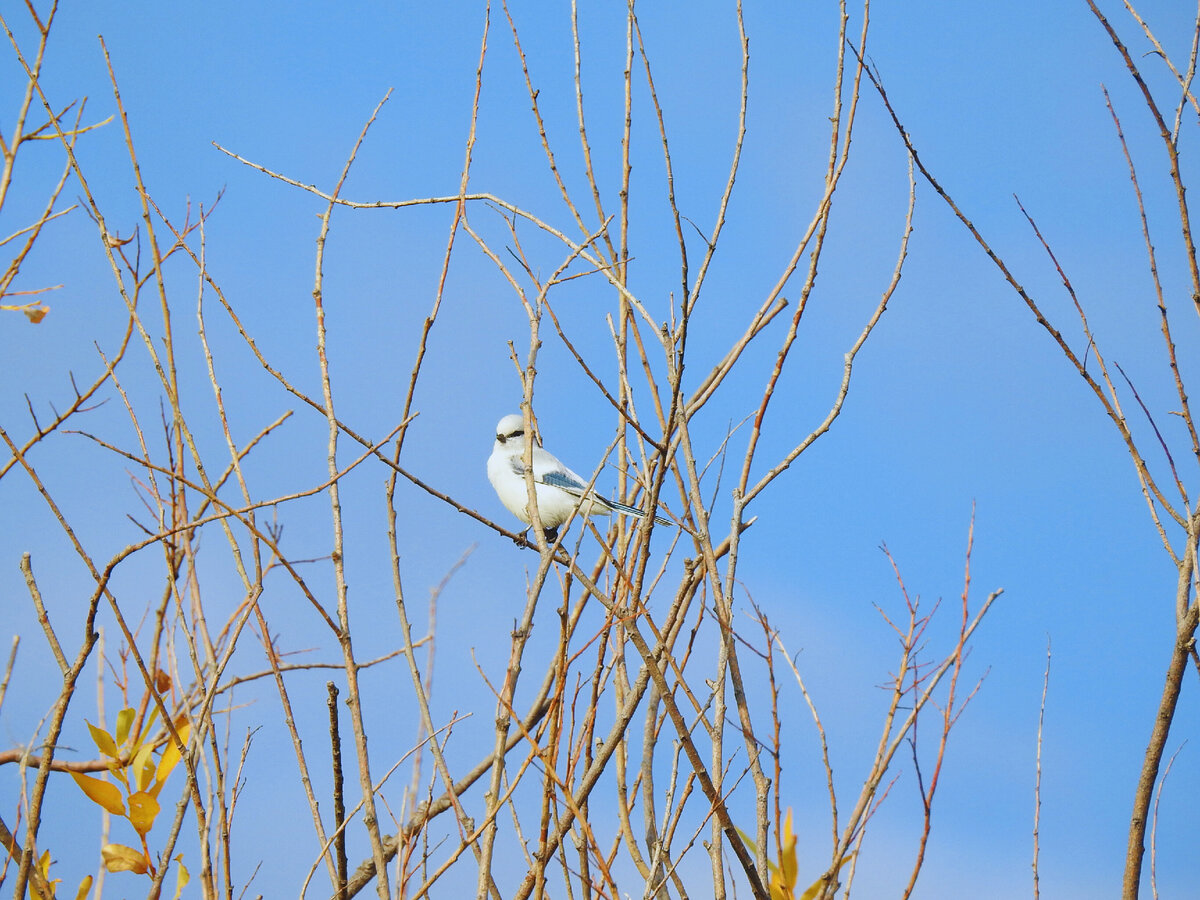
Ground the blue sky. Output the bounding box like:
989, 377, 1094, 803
3, 2, 1198, 898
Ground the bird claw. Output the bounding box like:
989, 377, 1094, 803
510, 526, 558, 549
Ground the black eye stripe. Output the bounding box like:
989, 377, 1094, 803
498, 428, 525, 442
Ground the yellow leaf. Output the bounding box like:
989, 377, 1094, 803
109, 764, 130, 792
132, 742, 154, 792
24, 305, 49, 324
86, 722, 118, 759
155, 720, 191, 792
127, 790, 160, 837
779, 808, 798, 890
31, 850, 60, 900
798, 853, 855, 900
70, 772, 126, 816
101, 844, 148, 874
74, 875, 93, 900
133, 702, 161, 747
172, 854, 190, 900
736, 824, 780, 879
115, 708, 135, 747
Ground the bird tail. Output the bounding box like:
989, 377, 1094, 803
603, 497, 671, 526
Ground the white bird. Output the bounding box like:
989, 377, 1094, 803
487, 413, 669, 540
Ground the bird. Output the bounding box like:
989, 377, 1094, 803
487, 413, 669, 541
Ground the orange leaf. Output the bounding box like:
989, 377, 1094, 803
70, 771, 126, 816
101, 843, 148, 874
23, 305, 49, 324
127, 790, 160, 837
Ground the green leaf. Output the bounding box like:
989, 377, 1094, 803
86, 721, 118, 759
70, 771, 126, 816
115, 708, 135, 747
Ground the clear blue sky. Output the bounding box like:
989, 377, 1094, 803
2, 2, 1197, 898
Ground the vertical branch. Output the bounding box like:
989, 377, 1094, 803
0, 1, 61, 214
1148, 741, 1186, 900
386, 5, 492, 895
328, 682, 348, 900
811, 539, 1001, 900
97, 38, 188, 550
566, 564, 769, 899
1033, 637, 1051, 900
397, 0, 489, 438
776, 635, 837, 852
0, 636, 18, 721
1084, 0, 1200, 316
1100, 85, 1199, 474
500, 0, 593, 246
1124, 527, 1199, 899
900, 514, 988, 900
570, 0, 616, 266
311, 93, 394, 900
474, 579, 542, 900
5, 546, 99, 900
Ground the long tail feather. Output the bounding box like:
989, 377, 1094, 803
601, 496, 671, 526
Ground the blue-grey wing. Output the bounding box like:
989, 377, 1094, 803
527, 446, 594, 497
539, 468, 589, 497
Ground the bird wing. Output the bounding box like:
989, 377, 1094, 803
529, 447, 590, 496
530, 447, 668, 522
539, 468, 591, 498
505, 448, 588, 495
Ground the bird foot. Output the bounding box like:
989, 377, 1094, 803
510, 527, 559, 549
